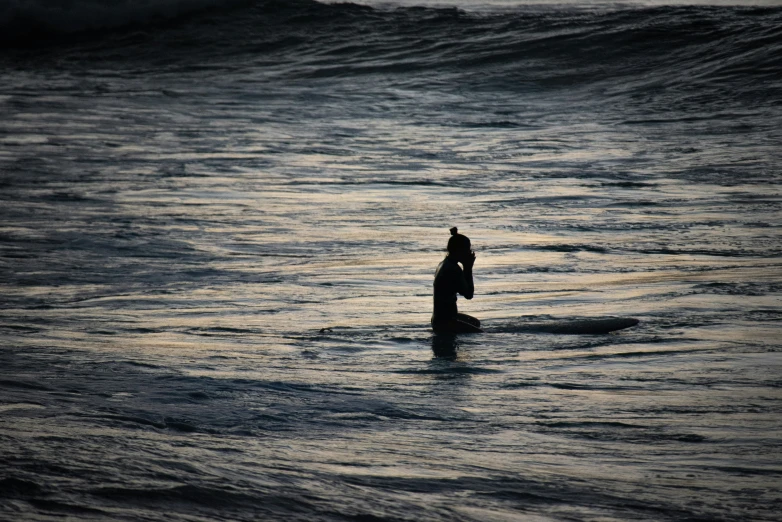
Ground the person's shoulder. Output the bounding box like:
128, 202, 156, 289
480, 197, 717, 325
435, 258, 446, 272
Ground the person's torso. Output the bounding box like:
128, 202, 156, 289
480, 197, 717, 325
432, 257, 461, 321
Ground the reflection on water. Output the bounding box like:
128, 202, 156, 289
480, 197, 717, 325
431, 334, 459, 358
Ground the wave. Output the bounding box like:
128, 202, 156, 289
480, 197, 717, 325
2, 0, 781, 102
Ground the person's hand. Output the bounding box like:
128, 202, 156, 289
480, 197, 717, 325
463, 250, 476, 269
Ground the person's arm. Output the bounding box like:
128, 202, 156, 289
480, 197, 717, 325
459, 252, 476, 300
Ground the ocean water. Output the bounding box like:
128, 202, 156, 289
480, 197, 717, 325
1, 0, 781, 520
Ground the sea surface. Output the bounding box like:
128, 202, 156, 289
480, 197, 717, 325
1, 0, 781, 520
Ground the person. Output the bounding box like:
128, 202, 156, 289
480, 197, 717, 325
431, 227, 483, 334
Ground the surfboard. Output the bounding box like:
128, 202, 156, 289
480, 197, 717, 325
506, 317, 639, 335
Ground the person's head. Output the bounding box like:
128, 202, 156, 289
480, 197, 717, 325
447, 227, 471, 262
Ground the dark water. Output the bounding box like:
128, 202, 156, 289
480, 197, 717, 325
1, 1, 781, 520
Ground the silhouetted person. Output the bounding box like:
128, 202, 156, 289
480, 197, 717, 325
431, 227, 483, 334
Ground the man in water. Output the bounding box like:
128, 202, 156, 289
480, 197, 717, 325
431, 227, 483, 334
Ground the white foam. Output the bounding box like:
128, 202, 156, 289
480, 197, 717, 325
0, 403, 45, 412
